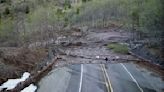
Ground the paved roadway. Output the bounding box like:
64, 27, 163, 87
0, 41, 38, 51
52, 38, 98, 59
37, 63, 164, 92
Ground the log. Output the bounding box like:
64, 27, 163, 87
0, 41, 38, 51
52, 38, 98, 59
6, 57, 59, 92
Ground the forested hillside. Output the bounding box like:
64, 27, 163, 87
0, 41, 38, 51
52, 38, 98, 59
75, 0, 164, 61
0, 0, 163, 57
0, 0, 163, 91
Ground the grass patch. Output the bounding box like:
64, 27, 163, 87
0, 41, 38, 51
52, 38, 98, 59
107, 43, 129, 54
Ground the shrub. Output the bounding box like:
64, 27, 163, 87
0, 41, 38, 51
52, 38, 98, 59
107, 43, 129, 54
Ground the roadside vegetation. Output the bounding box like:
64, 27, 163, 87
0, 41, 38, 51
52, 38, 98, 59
107, 43, 129, 54
72, 0, 164, 61
0, 0, 163, 86
0, 0, 163, 48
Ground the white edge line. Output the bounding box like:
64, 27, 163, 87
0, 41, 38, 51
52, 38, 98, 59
79, 64, 83, 92
121, 63, 144, 92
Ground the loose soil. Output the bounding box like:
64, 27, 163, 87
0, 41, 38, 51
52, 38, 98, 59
0, 26, 163, 86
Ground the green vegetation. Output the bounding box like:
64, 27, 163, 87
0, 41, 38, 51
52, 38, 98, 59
0, 0, 163, 51
0, 0, 66, 46
0, 0, 163, 83
107, 43, 129, 54
68, 0, 163, 57
70, 0, 163, 31
82, 0, 91, 3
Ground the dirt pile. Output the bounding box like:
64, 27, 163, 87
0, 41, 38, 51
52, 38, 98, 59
0, 47, 47, 84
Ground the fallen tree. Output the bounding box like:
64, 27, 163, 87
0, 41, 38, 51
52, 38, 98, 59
5, 57, 60, 92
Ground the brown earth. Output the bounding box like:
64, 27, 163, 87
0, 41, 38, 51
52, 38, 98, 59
135, 61, 164, 78
0, 47, 47, 84
0, 26, 163, 88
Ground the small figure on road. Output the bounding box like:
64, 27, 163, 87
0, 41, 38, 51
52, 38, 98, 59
105, 57, 108, 61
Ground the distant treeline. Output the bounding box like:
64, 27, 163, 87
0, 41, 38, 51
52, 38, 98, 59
68, 0, 164, 58
69, 0, 163, 43
0, 0, 58, 47
0, 0, 163, 52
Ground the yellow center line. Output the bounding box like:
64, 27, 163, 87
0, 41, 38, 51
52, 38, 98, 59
103, 64, 114, 92
100, 65, 110, 92
100, 64, 114, 92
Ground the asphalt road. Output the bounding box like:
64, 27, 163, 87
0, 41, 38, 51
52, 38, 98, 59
37, 63, 164, 92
